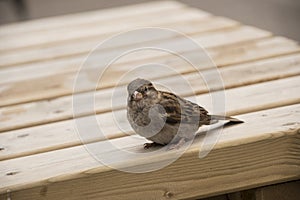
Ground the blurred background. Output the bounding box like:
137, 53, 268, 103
0, 0, 299, 41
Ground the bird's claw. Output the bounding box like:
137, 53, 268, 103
144, 142, 159, 149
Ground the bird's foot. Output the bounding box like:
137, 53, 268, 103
168, 138, 186, 150
144, 142, 160, 149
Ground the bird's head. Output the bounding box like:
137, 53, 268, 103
127, 78, 158, 103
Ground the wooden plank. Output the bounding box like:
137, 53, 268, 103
0, 103, 299, 199
0, 17, 238, 68
0, 1, 188, 37
1, 1, 298, 199
0, 50, 300, 132
1, 75, 299, 161
207, 36, 299, 66
1, 36, 296, 85
0, 38, 298, 134
0, 25, 271, 84
0, 26, 273, 107
0, 7, 210, 52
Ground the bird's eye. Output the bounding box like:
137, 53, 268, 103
144, 87, 148, 92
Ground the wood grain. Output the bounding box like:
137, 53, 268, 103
1, 36, 296, 85
0, 25, 269, 84
0, 1, 190, 38
0, 51, 300, 132
1, 75, 299, 161
0, 17, 238, 68
0, 104, 299, 199
0, 8, 210, 53
0, 38, 298, 133
0, 27, 274, 107
1, 1, 300, 199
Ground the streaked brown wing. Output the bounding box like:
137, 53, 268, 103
158, 92, 208, 125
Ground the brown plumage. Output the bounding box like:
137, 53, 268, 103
127, 78, 243, 149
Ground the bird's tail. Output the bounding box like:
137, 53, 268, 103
210, 115, 244, 124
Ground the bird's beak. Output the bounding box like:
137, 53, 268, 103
133, 91, 143, 101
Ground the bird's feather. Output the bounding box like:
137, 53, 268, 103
158, 91, 211, 126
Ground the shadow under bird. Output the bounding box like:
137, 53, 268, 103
127, 78, 243, 149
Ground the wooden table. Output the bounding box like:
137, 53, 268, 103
0, 1, 299, 199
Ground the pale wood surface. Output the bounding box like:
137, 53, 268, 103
0, 1, 186, 36
0, 17, 238, 68
0, 104, 299, 199
0, 28, 283, 107
0, 47, 299, 133
0, 8, 209, 53
0, 75, 299, 161
0, 1, 299, 199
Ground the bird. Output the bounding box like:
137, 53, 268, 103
127, 78, 243, 149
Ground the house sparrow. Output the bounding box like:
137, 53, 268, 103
127, 78, 243, 149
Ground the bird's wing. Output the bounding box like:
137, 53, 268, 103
158, 92, 210, 125
157, 92, 182, 124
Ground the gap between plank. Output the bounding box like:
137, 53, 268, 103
0, 32, 276, 108
0, 75, 299, 161
0, 16, 238, 68
0, 103, 299, 195
0, 41, 299, 134
0, 1, 189, 37
0, 7, 210, 53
